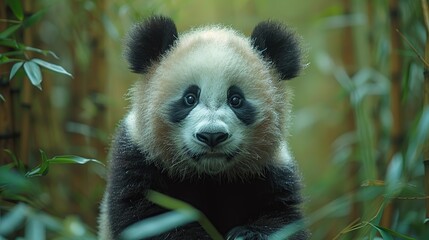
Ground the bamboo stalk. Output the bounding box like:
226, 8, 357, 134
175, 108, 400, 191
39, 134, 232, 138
381, 0, 402, 228
341, 0, 360, 236
421, 0, 429, 223
0, 0, 18, 164
18, 1, 37, 165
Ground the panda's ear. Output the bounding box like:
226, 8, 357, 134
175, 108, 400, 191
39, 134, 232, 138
251, 21, 302, 80
124, 16, 178, 74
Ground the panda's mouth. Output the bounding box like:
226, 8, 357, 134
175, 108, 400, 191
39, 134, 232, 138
185, 148, 238, 161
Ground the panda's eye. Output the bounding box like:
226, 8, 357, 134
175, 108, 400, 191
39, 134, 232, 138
184, 93, 197, 106
229, 95, 242, 108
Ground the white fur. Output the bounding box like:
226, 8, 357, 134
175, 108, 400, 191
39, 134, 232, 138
98, 193, 112, 240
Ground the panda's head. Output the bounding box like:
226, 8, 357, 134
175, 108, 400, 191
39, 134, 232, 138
125, 16, 303, 180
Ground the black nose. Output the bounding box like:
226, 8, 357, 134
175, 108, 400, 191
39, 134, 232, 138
196, 132, 229, 147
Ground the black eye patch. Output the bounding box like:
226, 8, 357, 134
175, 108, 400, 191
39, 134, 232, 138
168, 85, 200, 123
227, 86, 257, 125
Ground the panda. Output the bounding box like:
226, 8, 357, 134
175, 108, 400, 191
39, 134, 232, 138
99, 16, 308, 240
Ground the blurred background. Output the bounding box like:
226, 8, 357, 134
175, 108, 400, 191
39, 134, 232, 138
1, 0, 428, 239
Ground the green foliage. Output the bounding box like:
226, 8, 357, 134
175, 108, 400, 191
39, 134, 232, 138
0, 150, 101, 239
0, 2, 98, 239
5, 0, 24, 21
310, 0, 428, 239
0, 203, 96, 239
121, 190, 223, 240
9, 58, 72, 90
25, 150, 103, 177
0, 3, 72, 98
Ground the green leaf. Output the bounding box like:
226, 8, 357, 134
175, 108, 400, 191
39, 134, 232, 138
0, 165, 38, 196
0, 203, 28, 236
3, 149, 23, 172
147, 190, 198, 211
0, 94, 5, 102
48, 155, 103, 166
25, 150, 50, 177
9, 61, 24, 80
368, 223, 416, 240
406, 107, 429, 168
0, 59, 21, 65
374, 226, 394, 240
0, 38, 21, 49
1, 50, 25, 57
39, 149, 50, 174
23, 60, 42, 90
6, 0, 24, 20
146, 190, 223, 240
38, 213, 62, 232
120, 210, 199, 240
26, 151, 104, 177
26, 213, 46, 240
21, 10, 46, 29
32, 58, 72, 77
0, 24, 21, 39
24, 47, 59, 59
0, 38, 58, 59
25, 166, 44, 177
0, 54, 9, 63
385, 153, 403, 197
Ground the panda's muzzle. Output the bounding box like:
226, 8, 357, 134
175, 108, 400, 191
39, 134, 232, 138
195, 131, 229, 148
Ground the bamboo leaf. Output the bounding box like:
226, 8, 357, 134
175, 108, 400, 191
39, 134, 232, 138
25, 213, 46, 240
147, 190, 197, 211
120, 210, 199, 240
1, 50, 25, 57
21, 10, 46, 29
385, 153, 403, 197
25, 150, 50, 177
23, 60, 42, 90
0, 24, 21, 39
0, 166, 37, 195
24, 47, 59, 59
5, 0, 24, 21
0, 38, 21, 49
372, 225, 394, 240
3, 149, 24, 172
9, 61, 24, 80
26, 152, 103, 177
32, 58, 72, 77
0, 54, 8, 63
38, 213, 62, 232
0, 203, 28, 236
0, 38, 59, 59
147, 190, 223, 240
47, 155, 103, 166
368, 223, 416, 240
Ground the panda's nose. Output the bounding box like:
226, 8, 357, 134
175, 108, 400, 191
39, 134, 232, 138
196, 132, 229, 147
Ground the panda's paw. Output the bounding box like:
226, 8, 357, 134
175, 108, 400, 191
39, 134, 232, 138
226, 226, 268, 240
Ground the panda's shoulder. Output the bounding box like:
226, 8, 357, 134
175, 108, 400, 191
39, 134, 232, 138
265, 164, 304, 205
108, 120, 149, 171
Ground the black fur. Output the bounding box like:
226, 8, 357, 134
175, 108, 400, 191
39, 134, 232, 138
168, 85, 200, 123
227, 85, 257, 125
106, 122, 308, 239
251, 21, 302, 80
124, 16, 178, 73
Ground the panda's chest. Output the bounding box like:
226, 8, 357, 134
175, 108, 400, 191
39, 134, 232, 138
151, 174, 272, 234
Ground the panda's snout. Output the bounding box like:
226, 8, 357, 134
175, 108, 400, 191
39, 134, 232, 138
196, 131, 229, 147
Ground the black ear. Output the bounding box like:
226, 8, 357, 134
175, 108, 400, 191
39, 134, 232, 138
251, 21, 302, 80
124, 16, 178, 73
